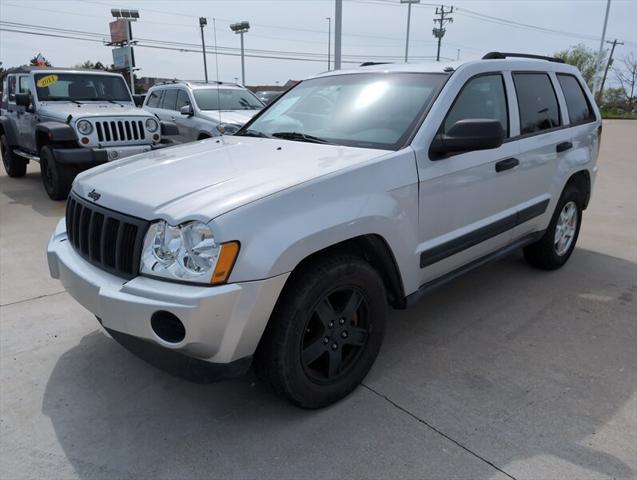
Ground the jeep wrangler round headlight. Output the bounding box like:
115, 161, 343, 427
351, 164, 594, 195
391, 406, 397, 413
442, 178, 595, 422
140, 220, 239, 285
145, 118, 159, 133
77, 120, 93, 135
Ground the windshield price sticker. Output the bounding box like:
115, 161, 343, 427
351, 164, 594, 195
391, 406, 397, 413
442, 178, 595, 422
36, 75, 58, 88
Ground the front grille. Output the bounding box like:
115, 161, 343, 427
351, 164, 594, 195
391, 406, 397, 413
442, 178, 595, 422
66, 194, 149, 280
94, 119, 146, 143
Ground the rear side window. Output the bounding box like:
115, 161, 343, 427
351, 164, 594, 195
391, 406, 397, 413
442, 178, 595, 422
162, 89, 178, 110
513, 73, 561, 135
443, 74, 509, 137
147, 89, 162, 108
557, 74, 595, 125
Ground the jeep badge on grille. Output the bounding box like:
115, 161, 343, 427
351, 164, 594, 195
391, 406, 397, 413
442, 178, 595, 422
88, 189, 101, 202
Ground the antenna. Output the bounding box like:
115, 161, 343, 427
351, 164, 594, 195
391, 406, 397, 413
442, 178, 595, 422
212, 18, 223, 128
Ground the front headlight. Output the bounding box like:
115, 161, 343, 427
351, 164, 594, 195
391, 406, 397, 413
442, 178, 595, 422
77, 120, 93, 135
145, 118, 159, 132
140, 220, 239, 285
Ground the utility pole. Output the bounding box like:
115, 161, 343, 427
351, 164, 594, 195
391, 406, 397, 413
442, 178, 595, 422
432, 5, 453, 62
326, 17, 331, 71
592, 0, 612, 97
401, 0, 420, 63
334, 0, 342, 70
199, 17, 208, 83
598, 39, 624, 103
110, 9, 139, 95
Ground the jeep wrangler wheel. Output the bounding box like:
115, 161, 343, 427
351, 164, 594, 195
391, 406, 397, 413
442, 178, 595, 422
40, 146, 75, 200
0, 134, 27, 178
256, 254, 387, 408
524, 184, 583, 270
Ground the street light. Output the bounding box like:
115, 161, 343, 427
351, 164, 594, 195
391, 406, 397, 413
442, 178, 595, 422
199, 17, 208, 83
326, 17, 331, 71
110, 8, 139, 94
400, 0, 420, 63
230, 21, 250, 85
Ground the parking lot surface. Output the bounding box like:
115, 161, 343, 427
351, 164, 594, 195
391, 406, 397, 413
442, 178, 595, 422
1, 120, 636, 479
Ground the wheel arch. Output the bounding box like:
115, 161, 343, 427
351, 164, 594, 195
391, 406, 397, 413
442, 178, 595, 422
564, 169, 592, 210
0, 116, 19, 145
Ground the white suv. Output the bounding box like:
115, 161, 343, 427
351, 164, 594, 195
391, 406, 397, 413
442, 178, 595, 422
47, 53, 600, 408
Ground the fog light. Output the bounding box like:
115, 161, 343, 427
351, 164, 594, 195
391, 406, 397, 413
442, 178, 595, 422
108, 150, 119, 160
81, 137, 89, 144
153, 133, 159, 141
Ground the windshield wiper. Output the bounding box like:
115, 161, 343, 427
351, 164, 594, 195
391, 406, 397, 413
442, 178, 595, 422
271, 132, 329, 144
45, 97, 83, 104
236, 129, 271, 138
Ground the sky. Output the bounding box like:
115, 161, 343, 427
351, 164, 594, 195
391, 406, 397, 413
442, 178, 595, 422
1, 0, 636, 87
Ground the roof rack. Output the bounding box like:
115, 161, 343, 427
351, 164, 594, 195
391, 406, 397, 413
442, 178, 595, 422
482, 52, 564, 64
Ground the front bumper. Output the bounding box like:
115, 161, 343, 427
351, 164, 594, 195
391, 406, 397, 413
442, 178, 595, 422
53, 143, 168, 168
47, 219, 289, 366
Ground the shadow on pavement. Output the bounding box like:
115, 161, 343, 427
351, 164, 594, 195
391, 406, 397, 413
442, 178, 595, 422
0, 169, 65, 218
42, 248, 636, 479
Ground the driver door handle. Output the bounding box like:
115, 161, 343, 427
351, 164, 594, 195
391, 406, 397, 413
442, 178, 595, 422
556, 141, 573, 153
495, 157, 520, 172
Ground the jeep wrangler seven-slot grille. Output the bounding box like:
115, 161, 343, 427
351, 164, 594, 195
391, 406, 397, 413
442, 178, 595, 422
65, 194, 149, 280
95, 120, 146, 142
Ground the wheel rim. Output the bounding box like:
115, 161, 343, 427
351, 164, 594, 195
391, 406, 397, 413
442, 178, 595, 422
301, 287, 370, 384
554, 201, 578, 256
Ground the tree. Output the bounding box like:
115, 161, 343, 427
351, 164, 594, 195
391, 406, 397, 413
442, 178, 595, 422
554, 44, 603, 89
73, 60, 111, 71
613, 53, 637, 109
602, 87, 626, 108
0, 62, 4, 76
29, 54, 52, 67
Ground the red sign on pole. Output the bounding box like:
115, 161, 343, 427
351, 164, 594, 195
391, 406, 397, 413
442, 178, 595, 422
109, 19, 128, 44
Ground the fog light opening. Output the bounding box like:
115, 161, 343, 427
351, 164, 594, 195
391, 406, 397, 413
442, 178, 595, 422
151, 311, 186, 343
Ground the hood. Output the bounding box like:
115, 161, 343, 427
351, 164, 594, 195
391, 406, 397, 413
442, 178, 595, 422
199, 110, 259, 126
73, 136, 389, 223
38, 102, 150, 122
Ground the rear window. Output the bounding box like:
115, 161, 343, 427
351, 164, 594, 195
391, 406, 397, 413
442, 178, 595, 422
557, 74, 596, 126
147, 89, 162, 108
513, 73, 561, 135
161, 89, 178, 110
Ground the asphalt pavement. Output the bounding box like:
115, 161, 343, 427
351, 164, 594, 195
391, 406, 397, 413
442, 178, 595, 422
1, 120, 636, 479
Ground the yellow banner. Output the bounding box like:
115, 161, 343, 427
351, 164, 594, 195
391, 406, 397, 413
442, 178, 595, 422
36, 74, 58, 88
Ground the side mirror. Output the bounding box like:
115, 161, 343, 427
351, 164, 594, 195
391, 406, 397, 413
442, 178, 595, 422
430, 119, 504, 158
180, 105, 194, 116
15, 93, 31, 108
133, 95, 145, 107
160, 120, 179, 136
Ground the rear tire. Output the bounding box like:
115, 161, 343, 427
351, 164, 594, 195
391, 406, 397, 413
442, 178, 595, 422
524, 185, 583, 270
0, 134, 27, 178
40, 146, 75, 200
256, 254, 387, 408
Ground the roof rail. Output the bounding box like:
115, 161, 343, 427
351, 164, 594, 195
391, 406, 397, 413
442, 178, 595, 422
482, 52, 565, 64
360, 62, 392, 67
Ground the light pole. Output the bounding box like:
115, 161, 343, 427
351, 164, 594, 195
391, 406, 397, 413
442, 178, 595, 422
334, 0, 342, 70
110, 8, 139, 94
199, 17, 208, 83
401, 0, 420, 63
326, 17, 331, 71
230, 21, 250, 85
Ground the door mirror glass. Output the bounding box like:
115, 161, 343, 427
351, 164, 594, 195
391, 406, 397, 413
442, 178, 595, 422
430, 119, 504, 158
180, 105, 194, 116
15, 92, 31, 108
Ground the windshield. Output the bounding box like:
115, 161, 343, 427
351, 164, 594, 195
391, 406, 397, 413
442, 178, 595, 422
34, 73, 131, 102
240, 72, 447, 150
193, 88, 263, 111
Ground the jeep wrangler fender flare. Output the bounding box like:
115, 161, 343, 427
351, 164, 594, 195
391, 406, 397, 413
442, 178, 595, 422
0, 116, 19, 146
35, 122, 78, 149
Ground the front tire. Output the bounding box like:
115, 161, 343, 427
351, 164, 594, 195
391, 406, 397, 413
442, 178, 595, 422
40, 146, 75, 200
256, 255, 387, 409
0, 134, 27, 178
524, 185, 583, 270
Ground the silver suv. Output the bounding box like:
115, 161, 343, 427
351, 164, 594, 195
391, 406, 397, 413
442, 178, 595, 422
48, 53, 600, 408
143, 81, 263, 142
0, 67, 177, 200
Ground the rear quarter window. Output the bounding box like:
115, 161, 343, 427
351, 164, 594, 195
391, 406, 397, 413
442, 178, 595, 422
557, 74, 596, 125
513, 73, 561, 135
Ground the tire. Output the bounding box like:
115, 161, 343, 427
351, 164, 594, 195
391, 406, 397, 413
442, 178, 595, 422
524, 184, 583, 270
0, 134, 27, 178
256, 254, 387, 409
39, 146, 75, 200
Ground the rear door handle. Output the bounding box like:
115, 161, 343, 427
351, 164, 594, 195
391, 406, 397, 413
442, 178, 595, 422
556, 141, 573, 153
495, 157, 520, 172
